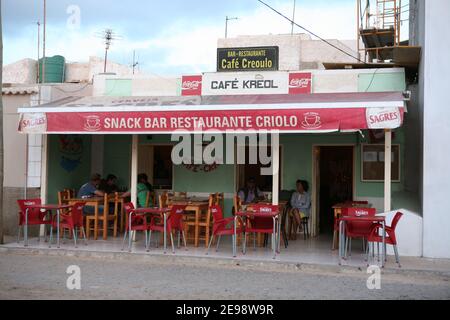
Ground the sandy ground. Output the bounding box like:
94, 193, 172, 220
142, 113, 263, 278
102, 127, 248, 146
0, 251, 449, 300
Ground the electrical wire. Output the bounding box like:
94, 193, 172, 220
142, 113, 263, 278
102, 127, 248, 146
257, 0, 366, 64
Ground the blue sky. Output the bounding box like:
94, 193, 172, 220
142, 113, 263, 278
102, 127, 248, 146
3, 0, 361, 75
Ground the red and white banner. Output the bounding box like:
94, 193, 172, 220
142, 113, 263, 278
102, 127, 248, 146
184, 72, 312, 96
18, 107, 404, 134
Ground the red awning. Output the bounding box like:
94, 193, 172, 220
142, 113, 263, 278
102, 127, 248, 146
18, 92, 406, 134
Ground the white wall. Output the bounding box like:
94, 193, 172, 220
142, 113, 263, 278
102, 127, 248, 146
421, 0, 450, 258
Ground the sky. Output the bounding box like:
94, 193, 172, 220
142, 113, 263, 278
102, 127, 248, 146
3, 0, 365, 76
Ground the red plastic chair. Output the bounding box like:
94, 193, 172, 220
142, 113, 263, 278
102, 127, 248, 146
148, 205, 187, 254
206, 205, 244, 254
243, 205, 279, 254
122, 203, 149, 252
342, 207, 377, 257
17, 199, 52, 244
50, 202, 87, 248
367, 212, 403, 267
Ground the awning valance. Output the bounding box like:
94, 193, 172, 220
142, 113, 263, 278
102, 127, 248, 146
18, 92, 406, 134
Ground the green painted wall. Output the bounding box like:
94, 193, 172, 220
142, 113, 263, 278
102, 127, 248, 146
47, 135, 92, 204
358, 71, 406, 92
105, 79, 132, 96
103, 135, 132, 189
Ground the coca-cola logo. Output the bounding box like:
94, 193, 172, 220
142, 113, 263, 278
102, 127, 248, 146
289, 77, 310, 88
182, 80, 202, 90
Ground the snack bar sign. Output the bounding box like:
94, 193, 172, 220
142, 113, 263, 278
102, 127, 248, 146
217, 46, 279, 72
200, 72, 312, 96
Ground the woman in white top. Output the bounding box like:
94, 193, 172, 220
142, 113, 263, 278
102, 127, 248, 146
290, 180, 311, 227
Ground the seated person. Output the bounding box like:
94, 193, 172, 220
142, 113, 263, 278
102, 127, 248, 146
78, 174, 112, 215
77, 173, 104, 198
98, 174, 119, 194
290, 180, 311, 226
238, 178, 265, 204
122, 173, 153, 208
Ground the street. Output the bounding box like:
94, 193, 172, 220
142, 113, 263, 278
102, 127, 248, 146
0, 252, 449, 300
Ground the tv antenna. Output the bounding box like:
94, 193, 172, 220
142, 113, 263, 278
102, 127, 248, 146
95, 29, 122, 73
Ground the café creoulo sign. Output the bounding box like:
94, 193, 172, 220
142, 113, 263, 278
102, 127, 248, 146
217, 46, 279, 72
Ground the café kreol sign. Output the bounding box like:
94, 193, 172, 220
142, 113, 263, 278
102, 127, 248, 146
217, 46, 279, 72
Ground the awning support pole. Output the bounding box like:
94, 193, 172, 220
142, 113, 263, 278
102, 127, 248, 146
39, 134, 48, 236
384, 129, 392, 212
131, 135, 138, 207
131, 135, 138, 242
272, 132, 280, 206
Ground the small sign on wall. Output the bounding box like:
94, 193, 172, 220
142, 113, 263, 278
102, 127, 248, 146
361, 144, 400, 182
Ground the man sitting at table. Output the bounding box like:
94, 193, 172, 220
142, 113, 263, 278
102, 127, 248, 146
290, 180, 311, 229
78, 174, 112, 215
78, 174, 104, 198
121, 173, 153, 207
99, 174, 119, 194
238, 178, 264, 204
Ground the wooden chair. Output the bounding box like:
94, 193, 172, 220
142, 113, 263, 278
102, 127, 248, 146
174, 191, 187, 198
185, 194, 215, 247
85, 193, 118, 240
159, 192, 169, 209
145, 191, 156, 207
216, 192, 225, 212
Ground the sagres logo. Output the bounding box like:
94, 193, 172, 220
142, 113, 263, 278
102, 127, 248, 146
84, 115, 102, 132
367, 108, 402, 129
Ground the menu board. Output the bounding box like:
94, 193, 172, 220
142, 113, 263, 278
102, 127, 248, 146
362, 144, 400, 182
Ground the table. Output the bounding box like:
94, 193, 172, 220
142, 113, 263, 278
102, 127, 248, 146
127, 207, 171, 253
332, 203, 371, 250
24, 204, 73, 248
244, 202, 287, 250
234, 211, 281, 259
67, 197, 104, 240
171, 199, 209, 247
338, 216, 386, 267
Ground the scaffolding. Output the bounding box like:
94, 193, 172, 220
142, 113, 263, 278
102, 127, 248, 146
357, 0, 409, 63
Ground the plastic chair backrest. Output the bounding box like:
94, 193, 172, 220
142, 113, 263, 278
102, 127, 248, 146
17, 199, 42, 212
210, 205, 224, 222
70, 202, 85, 226
390, 212, 403, 230
168, 205, 186, 230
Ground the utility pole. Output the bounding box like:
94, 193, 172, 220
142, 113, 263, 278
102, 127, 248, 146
97, 29, 120, 73
225, 16, 238, 38
42, 0, 46, 84
0, 2, 4, 244
36, 21, 41, 85
132, 50, 139, 75
291, 0, 296, 35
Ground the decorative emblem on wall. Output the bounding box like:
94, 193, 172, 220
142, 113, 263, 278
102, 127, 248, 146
58, 135, 83, 172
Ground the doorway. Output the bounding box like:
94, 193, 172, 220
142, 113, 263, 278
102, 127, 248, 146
314, 146, 354, 235
138, 145, 173, 190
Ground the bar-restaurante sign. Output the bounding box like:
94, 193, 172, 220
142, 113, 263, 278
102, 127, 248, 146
217, 46, 279, 72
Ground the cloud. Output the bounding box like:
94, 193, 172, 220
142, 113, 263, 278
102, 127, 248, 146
4, 0, 359, 76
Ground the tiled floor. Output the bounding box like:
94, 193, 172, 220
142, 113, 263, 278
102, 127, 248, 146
1, 231, 385, 268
